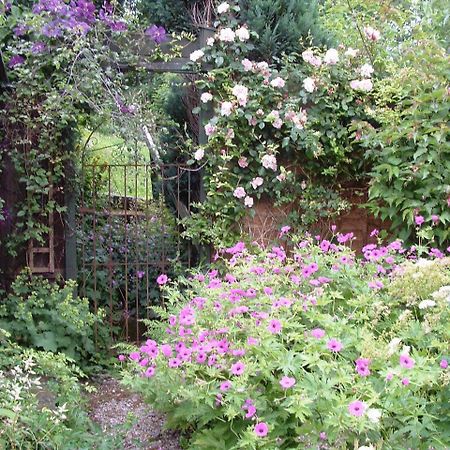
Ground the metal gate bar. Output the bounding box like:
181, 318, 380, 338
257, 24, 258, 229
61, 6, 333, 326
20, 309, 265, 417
78, 162, 196, 342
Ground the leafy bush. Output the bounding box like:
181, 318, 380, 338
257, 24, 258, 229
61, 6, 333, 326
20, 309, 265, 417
0, 272, 106, 367
362, 43, 450, 247
0, 345, 116, 450
123, 233, 449, 449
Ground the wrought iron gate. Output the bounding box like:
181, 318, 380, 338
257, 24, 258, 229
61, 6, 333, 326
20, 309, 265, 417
77, 163, 198, 342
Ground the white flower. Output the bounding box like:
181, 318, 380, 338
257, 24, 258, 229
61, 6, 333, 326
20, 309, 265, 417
217, 2, 230, 13
242, 58, 253, 71
218, 27, 235, 42
364, 26, 381, 41
360, 63, 374, 77
190, 50, 204, 62
387, 337, 401, 356
302, 50, 322, 67
358, 446, 375, 450
261, 154, 277, 171
220, 101, 233, 116
256, 61, 269, 72
350, 79, 373, 92
303, 77, 316, 93
233, 187, 246, 199
204, 123, 216, 136
232, 84, 248, 106
200, 92, 213, 103
366, 408, 382, 423
251, 177, 263, 189
244, 196, 254, 207
345, 47, 358, 57
270, 77, 285, 88
206, 37, 215, 46
194, 148, 204, 161
324, 48, 339, 65
418, 299, 436, 309
235, 26, 250, 42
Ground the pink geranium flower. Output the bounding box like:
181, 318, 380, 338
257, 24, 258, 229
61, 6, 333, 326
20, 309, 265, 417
280, 376, 296, 389
230, 361, 245, 376
254, 422, 269, 437
348, 400, 366, 417
220, 380, 232, 391
267, 319, 282, 334
156, 274, 168, 285
311, 328, 325, 339
327, 339, 343, 352
399, 354, 415, 369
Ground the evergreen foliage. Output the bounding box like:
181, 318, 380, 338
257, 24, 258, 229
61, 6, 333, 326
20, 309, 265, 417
239, 0, 333, 60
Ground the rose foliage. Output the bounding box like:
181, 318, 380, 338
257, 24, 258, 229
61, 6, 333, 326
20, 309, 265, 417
122, 232, 450, 449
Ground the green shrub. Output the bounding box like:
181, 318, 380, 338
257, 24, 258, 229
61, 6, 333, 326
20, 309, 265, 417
123, 234, 449, 449
0, 347, 116, 450
0, 272, 106, 367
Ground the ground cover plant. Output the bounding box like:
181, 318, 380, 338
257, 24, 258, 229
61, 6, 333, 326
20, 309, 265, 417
123, 231, 450, 449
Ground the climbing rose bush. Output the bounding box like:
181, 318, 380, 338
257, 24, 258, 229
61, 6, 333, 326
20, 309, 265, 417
123, 233, 449, 449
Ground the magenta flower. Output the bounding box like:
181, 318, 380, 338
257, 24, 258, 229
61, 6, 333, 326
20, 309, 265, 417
156, 274, 168, 285
144, 366, 155, 377
280, 376, 296, 389
267, 319, 282, 334
386, 372, 394, 381
220, 380, 232, 391
129, 351, 140, 361
230, 361, 246, 376
254, 422, 269, 437
402, 377, 410, 386
311, 328, 325, 339
414, 215, 424, 226
348, 400, 366, 417
327, 339, 343, 352
399, 354, 415, 369
355, 358, 371, 376
8, 55, 25, 68
245, 404, 257, 418
440, 359, 448, 369
118, 354, 125, 362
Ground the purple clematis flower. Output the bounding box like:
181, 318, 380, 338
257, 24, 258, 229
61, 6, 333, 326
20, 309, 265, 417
145, 25, 167, 44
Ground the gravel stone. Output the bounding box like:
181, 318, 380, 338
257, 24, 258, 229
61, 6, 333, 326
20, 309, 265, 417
88, 376, 182, 450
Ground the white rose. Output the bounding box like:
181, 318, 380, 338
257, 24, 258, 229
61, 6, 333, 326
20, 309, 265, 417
345, 47, 358, 57
270, 77, 285, 88
244, 196, 254, 207
206, 37, 215, 46
324, 48, 339, 65
251, 177, 263, 189
217, 2, 230, 13
303, 77, 316, 93
235, 26, 250, 42
194, 148, 204, 160
241, 58, 253, 71
218, 27, 235, 42
360, 63, 374, 78
200, 92, 213, 103
190, 50, 204, 62
220, 101, 233, 116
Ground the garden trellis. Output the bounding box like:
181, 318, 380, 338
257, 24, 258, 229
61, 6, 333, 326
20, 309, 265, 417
0, 27, 214, 340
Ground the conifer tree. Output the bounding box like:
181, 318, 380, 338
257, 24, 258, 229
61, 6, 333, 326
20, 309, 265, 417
239, 0, 333, 60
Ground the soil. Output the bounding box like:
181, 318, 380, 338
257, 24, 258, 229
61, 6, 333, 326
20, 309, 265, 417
88, 376, 182, 450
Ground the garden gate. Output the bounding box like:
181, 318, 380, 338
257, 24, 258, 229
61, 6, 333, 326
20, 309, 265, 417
77, 162, 198, 342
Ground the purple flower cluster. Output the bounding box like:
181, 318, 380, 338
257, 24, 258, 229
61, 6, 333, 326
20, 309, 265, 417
145, 25, 168, 44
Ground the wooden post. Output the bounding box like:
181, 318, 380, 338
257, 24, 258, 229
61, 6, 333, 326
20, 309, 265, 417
64, 157, 78, 284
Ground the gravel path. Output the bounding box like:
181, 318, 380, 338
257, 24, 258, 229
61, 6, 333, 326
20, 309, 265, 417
89, 376, 182, 450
